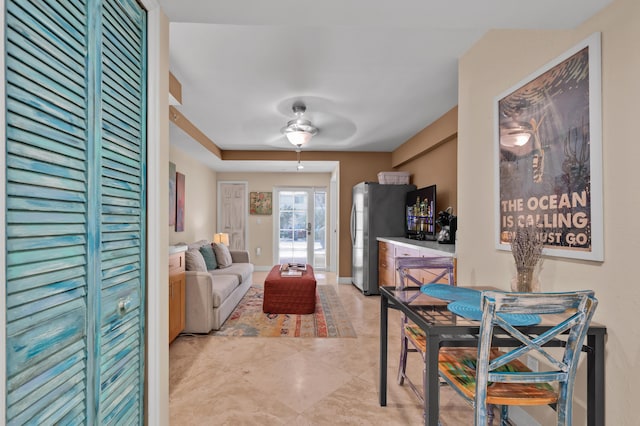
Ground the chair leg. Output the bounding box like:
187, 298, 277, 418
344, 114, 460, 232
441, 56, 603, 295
500, 405, 509, 426
486, 404, 495, 425
397, 333, 408, 385
556, 382, 570, 426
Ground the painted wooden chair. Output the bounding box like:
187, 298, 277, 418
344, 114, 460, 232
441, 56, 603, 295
395, 256, 455, 402
438, 290, 598, 425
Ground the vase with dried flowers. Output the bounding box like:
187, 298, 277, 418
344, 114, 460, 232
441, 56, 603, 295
510, 225, 544, 292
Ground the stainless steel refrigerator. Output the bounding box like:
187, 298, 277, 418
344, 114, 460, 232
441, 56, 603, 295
350, 182, 416, 295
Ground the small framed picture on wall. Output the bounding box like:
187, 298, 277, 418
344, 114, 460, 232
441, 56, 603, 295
249, 191, 272, 215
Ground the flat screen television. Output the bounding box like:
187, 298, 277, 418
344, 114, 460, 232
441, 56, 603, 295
405, 185, 436, 240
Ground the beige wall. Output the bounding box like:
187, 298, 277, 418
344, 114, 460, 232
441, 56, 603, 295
216, 172, 332, 269
168, 145, 218, 245
457, 0, 638, 423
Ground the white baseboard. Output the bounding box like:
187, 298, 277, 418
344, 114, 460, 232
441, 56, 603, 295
337, 276, 352, 284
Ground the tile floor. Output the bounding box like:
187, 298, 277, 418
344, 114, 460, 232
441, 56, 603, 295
169, 270, 474, 425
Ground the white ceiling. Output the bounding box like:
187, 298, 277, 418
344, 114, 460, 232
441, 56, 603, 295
160, 0, 612, 172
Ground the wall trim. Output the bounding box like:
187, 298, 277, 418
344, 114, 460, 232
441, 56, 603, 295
140, 1, 167, 425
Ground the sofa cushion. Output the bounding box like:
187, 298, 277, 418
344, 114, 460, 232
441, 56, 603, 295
209, 262, 254, 285
210, 274, 240, 308
185, 249, 207, 272
199, 243, 218, 270
213, 243, 233, 268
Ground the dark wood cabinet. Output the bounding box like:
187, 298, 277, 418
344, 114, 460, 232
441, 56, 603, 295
378, 241, 396, 287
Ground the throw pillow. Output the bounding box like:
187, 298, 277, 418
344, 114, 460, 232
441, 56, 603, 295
199, 243, 218, 270
185, 249, 207, 272
213, 243, 233, 268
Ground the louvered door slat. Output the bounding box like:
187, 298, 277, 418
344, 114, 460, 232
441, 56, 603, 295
6, 38, 84, 95
7, 140, 85, 170
103, 80, 139, 116
7, 339, 85, 400
10, 0, 85, 52
6, 2, 85, 68
6, 117, 86, 152
6, 55, 85, 108
6, 277, 85, 310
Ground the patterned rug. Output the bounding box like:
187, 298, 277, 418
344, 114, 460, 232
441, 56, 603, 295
212, 285, 357, 337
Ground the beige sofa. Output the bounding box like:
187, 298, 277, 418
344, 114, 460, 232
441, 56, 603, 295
183, 240, 254, 333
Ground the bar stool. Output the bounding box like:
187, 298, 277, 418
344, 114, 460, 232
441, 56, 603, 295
396, 256, 455, 402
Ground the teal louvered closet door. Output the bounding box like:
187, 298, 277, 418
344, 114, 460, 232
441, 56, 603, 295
4, 0, 147, 424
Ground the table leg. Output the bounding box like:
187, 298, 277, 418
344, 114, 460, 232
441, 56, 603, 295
587, 333, 605, 426
424, 335, 440, 425
379, 294, 388, 406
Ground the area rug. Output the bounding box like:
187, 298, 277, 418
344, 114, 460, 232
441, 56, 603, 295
212, 285, 357, 338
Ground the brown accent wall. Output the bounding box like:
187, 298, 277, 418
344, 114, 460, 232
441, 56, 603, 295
396, 138, 457, 216
392, 106, 458, 217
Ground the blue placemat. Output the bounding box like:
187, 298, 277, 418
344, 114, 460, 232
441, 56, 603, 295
420, 284, 482, 302
447, 300, 541, 326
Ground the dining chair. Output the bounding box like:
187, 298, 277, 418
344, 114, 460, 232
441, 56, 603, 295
395, 256, 455, 402
438, 290, 598, 426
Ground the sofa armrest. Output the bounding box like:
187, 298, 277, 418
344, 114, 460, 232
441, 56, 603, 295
230, 250, 250, 263
184, 271, 214, 333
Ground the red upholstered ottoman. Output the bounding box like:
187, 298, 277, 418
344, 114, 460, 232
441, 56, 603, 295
263, 264, 316, 314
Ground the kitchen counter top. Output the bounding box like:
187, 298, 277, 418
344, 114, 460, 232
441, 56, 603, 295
376, 237, 456, 256
169, 244, 188, 255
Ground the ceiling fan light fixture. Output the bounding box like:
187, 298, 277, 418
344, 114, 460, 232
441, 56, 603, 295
282, 103, 318, 146
285, 129, 315, 146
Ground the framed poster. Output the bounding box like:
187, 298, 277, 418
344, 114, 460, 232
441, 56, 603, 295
494, 33, 603, 261
249, 191, 272, 215
176, 172, 185, 232
169, 162, 176, 226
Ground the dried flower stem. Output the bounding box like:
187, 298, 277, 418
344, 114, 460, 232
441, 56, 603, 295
510, 225, 543, 270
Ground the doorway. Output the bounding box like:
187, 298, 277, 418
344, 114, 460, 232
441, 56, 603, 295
218, 181, 248, 250
274, 187, 327, 270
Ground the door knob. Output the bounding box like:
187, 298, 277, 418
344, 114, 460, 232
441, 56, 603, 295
118, 298, 132, 315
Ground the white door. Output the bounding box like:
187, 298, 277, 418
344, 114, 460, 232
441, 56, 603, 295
218, 182, 248, 250
275, 187, 327, 269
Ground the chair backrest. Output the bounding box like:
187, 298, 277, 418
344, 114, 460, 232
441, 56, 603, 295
395, 256, 455, 290
475, 290, 598, 422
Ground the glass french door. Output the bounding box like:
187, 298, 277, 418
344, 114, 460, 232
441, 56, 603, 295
275, 188, 327, 269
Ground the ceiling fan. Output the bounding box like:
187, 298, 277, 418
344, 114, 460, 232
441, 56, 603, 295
240, 96, 357, 151
281, 101, 318, 147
